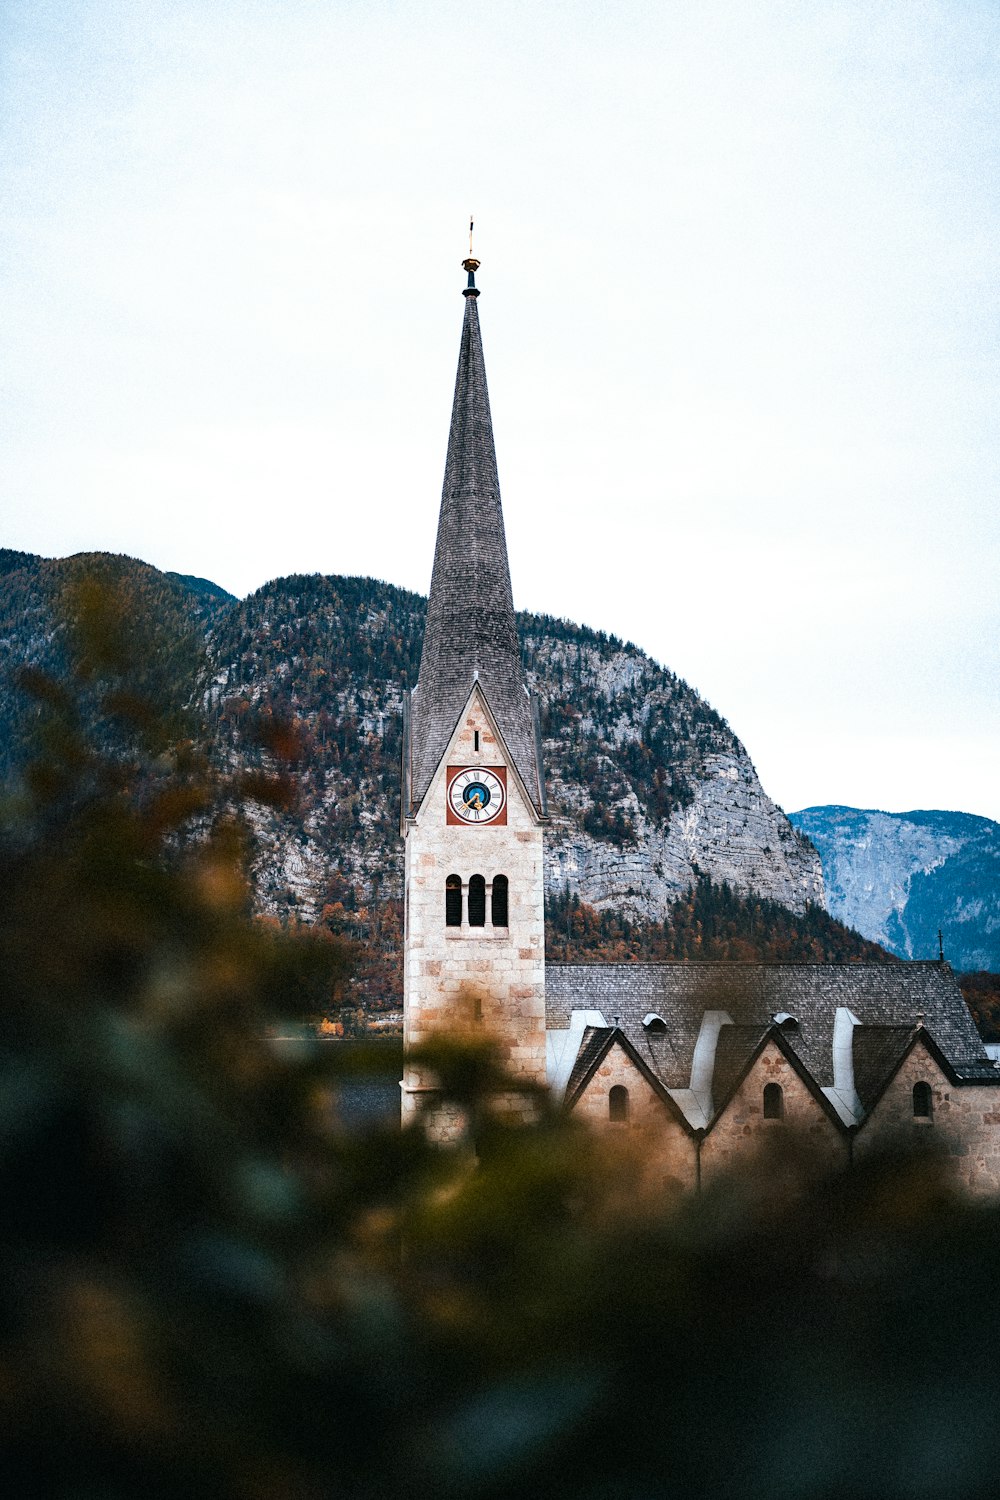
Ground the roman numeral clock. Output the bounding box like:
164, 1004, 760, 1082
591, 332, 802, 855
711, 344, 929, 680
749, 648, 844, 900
446, 766, 507, 825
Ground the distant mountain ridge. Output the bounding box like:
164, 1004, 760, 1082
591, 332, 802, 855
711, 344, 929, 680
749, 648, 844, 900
0, 550, 824, 931
166, 571, 235, 603
789, 806, 1000, 971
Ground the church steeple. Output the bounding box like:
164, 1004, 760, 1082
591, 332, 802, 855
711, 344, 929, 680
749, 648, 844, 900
406, 247, 544, 818
400, 240, 548, 1133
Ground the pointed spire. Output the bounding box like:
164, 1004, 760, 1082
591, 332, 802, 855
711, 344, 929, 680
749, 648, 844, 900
408, 246, 543, 815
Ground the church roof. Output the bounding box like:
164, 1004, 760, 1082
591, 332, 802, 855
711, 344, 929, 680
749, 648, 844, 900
564, 1025, 613, 1102
407, 271, 543, 816
710, 1023, 772, 1107
545, 962, 988, 1093
851, 1025, 917, 1111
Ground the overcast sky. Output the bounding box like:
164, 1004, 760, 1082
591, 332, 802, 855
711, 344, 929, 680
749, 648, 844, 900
2, 0, 998, 821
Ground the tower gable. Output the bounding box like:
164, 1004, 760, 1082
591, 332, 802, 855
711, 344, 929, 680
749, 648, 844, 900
409, 681, 544, 833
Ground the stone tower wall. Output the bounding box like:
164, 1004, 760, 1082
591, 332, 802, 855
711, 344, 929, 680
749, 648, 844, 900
402, 691, 546, 1132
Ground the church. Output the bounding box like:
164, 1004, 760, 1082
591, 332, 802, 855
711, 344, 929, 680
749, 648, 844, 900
398, 250, 1000, 1193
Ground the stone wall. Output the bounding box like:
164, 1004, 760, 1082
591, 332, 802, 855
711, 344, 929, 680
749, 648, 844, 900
570, 1042, 696, 1193
571, 1035, 1000, 1199
854, 1040, 1000, 1195
700, 1040, 848, 1184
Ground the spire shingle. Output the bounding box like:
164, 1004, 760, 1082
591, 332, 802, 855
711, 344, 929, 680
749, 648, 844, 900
407, 283, 543, 815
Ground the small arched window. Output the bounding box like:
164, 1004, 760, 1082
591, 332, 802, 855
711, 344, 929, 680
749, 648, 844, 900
468, 874, 486, 927
763, 1082, 784, 1120
913, 1081, 933, 1119
491, 874, 509, 927
445, 874, 462, 927
609, 1085, 629, 1123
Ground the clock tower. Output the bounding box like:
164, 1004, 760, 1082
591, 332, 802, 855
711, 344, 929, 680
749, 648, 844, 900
400, 247, 547, 1135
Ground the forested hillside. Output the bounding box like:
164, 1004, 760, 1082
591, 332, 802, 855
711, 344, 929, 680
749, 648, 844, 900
0, 550, 226, 776
545, 875, 894, 966
205, 570, 822, 924
0, 550, 893, 1014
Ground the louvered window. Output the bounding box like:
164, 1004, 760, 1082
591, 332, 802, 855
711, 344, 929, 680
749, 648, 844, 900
468, 874, 486, 927
445, 874, 462, 927
491, 874, 509, 927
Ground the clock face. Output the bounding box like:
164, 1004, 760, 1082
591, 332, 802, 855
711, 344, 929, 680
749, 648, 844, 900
447, 766, 507, 825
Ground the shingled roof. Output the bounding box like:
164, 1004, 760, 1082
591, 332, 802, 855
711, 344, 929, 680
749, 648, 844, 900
851, 1025, 916, 1111
407, 271, 543, 816
710, 1023, 772, 1107
545, 962, 988, 1093
564, 1025, 613, 1103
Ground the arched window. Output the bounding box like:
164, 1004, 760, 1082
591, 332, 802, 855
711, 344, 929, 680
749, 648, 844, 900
468, 874, 486, 927
913, 1081, 933, 1119
445, 874, 462, 927
763, 1082, 784, 1120
491, 874, 509, 927
609, 1085, 629, 1123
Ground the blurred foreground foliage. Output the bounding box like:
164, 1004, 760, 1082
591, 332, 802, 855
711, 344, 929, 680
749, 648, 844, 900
2, 576, 1000, 1499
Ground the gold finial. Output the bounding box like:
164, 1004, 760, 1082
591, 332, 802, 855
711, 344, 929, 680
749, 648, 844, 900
461, 215, 480, 295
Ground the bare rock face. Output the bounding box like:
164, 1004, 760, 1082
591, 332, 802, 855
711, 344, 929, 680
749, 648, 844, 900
790, 806, 1000, 969
546, 751, 823, 919
526, 629, 824, 919
671, 753, 824, 907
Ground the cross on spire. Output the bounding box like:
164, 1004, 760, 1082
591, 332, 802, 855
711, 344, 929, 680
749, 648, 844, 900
462, 215, 481, 295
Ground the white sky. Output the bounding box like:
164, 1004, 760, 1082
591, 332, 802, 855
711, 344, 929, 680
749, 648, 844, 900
2, 0, 998, 820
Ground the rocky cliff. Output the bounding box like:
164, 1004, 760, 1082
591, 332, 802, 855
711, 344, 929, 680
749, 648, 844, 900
789, 806, 1000, 971
533, 630, 822, 918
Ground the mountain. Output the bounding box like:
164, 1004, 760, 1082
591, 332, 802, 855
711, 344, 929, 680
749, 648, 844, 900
166, 571, 236, 604
789, 806, 1000, 971
0, 551, 234, 778
1, 552, 823, 931
207, 572, 823, 921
